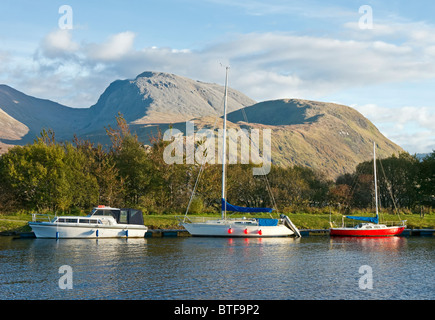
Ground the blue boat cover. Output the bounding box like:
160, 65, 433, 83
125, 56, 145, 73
221, 198, 273, 213
257, 218, 279, 226
345, 215, 379, 224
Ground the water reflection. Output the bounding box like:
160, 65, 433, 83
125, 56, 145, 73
329, 236, 407, 253
0, 236, 433, 300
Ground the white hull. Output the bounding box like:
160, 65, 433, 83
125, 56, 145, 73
182, 220, 294, 237
29, 222, 147, 239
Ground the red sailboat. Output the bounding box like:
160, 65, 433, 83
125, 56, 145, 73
329, 222, 405, 237
330, 142, 406, 237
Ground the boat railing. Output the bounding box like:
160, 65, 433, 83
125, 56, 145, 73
336, 219, 407, 228
383, 220, 407, 227
176, 216, 217, 224
31, 213, 52, 222
177, 216, 264, 225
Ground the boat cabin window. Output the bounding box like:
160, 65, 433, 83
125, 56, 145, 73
79, 219, 100, 224
125, 209, 144, 225
92, 209, 117, 219
234, 221, 257, 225
119, 210, 128, 224
89, 208, 143, 225
58, 218, 78, 223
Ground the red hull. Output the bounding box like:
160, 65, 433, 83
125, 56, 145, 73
330, 226, 405, 237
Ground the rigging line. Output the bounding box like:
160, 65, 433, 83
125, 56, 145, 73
348, 164, 363, 205
378, 157, 401, 219
184, 161, 206, 219
346, 170, 359, 207
339, 163, 364, 213
239, 105, 277, 218
241, 106, 249, 123
259, 165, 277, 219
184, 95, 225, 220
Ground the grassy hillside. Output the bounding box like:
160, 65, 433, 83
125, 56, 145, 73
218, 99, 403, 179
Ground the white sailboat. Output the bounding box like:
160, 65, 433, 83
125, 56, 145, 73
181, 67, 300, 237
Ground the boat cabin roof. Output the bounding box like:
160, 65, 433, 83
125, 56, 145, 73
94, 205, 120, 210
90, 206, 144, 226
356, 223, 387, 229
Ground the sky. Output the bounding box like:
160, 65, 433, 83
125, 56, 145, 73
0, 0, 434, 154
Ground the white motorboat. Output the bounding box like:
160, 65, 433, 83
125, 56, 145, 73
181, 67, 300, 238
29, 205, 148, 239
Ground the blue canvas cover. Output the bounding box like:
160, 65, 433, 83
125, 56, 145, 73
345, 215, 379, 224
257, 218, 279, 226
221, 198, 273, 213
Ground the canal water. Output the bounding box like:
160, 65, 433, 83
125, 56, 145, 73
0, 235, 433, 300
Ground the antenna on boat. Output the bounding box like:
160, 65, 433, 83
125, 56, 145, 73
221, 66, 230, 220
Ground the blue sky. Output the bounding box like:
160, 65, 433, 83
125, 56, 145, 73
0, 0, 434, 153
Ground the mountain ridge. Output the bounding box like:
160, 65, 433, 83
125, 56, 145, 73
0, 71, 404, 178
86, 71, 256, 128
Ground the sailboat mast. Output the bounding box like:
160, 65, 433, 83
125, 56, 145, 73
373, 142, 379, 219
221, 67, 229, 220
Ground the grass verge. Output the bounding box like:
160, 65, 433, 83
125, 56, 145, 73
1, 211, 434, 235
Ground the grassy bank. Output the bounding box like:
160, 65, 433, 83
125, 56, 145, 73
1, 211, 434, 235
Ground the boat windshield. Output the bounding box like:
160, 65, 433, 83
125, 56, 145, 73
89, 208, 118, 219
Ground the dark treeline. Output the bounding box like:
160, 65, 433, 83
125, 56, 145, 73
0, 115, 433, 214
330, 151, 435, 213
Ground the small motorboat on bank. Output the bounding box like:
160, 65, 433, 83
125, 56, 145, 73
28, 205, 147, 239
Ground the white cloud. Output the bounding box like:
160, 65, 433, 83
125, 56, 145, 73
21, 27, 435, 107
0, 50, 12, 73
2, 19, 435, 152
353, 104, 435, 129
198, 32, 435, 101
234, 70, 304, 100
343, 20, 435, 46
353, 104, 435, 153
86, 31, 136, 61
41, 29, 79, 58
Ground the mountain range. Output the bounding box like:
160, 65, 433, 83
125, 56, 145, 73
0, 71, 404, 179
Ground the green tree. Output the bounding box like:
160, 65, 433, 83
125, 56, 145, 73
147, 133, 193, 213
0, 133, 69, 211
267, 166, 311, 210
107, 114, 153, 206
194, 163, 221, 212
226, 164, 267, 208
419, 151, 435, 207
376, 153, 419, 209
346, 152, 420, 210
63, 142, 99, 209
72, 136, 124, 207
